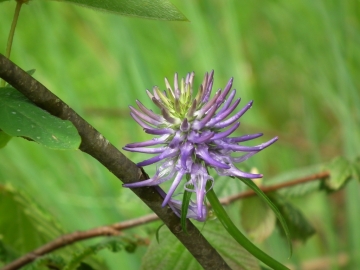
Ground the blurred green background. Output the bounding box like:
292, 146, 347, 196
1, 0, 359, 269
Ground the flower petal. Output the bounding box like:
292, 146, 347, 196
162, 170, 186, 207
214, 100, 253, 129
196, 145, 230, 169
210, 122, 240, 140
137, 148, 178, 166
122, 146, 166, 154
125, 134, 169, 147
224, 133, 263, 143
144, 127, 174, 135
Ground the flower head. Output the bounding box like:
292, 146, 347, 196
123, 71, 277, 221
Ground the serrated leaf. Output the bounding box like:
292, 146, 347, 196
240, 197, 276, 243
0, 184, 65, 253
142, 221, 260, 270
51, 0, 187, 21
0, 131, 12, 149
64, 237, 129, 270
323, 156, 352, 191
270, 196, 316, 242
0, 87, 81, 150
24, 255, 66, 270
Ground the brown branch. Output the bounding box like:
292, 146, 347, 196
0, 54, 231, 270
1, 214, 158, 270
220, 171, 330, 205
1, 170, 330, 270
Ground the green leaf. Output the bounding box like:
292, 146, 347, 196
180, 189, 192, 233
0, 131, 12, 149
141, 220, 261, 270
270, 195, 316, 242
0, 240, 19, 264
238, 177, 292, 256
0, 0, 10, 3
240, 197, 276, 243
323, 156, 352, 191
24, 255, 66, 270
352, 157, 360, 182
0, 87, 81, 150
51, 0, 188, 21
207, 187, 289, 270
0, 183, 65, 253
64, 237, 130, 270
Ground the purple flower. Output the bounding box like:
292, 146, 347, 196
123, 71, 277, 221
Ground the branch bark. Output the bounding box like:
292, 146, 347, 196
0, 54, 231, 270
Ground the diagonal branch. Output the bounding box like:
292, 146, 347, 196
0, 54, 231, 270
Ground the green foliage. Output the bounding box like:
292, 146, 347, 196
0, 240, 19, 265
142, 220, 260, 270
180, 189, 192, 233
23, 255, 66, 270
1, 0, 360, 268
63, 237, 134, 270
207, 188, 289, 270
0, 131, 11, 149
240, 197, 276, 243
238, 177, 292, 256
352, 157, 360, 182
323, 156, 353, 191
271, 196, 316, 242
0, 183, 65, 254
49, 0, 187, 21
0, 87, 81, 150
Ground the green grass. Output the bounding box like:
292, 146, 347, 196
1, 0, 359, 269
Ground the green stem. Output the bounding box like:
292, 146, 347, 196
1, 0, 24, 87
206, 187, 289, 270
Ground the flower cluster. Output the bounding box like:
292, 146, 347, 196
123, 71, 277, 221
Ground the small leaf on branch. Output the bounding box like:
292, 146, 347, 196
323, 156, 352, 191
63, 237, 133, 270
270, 195, 316, 242
50, 0, 188, 21
238, 177, 292, 256
240, 196, 276, 243
0, 87, 81, 150
26, 254, 67, 270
